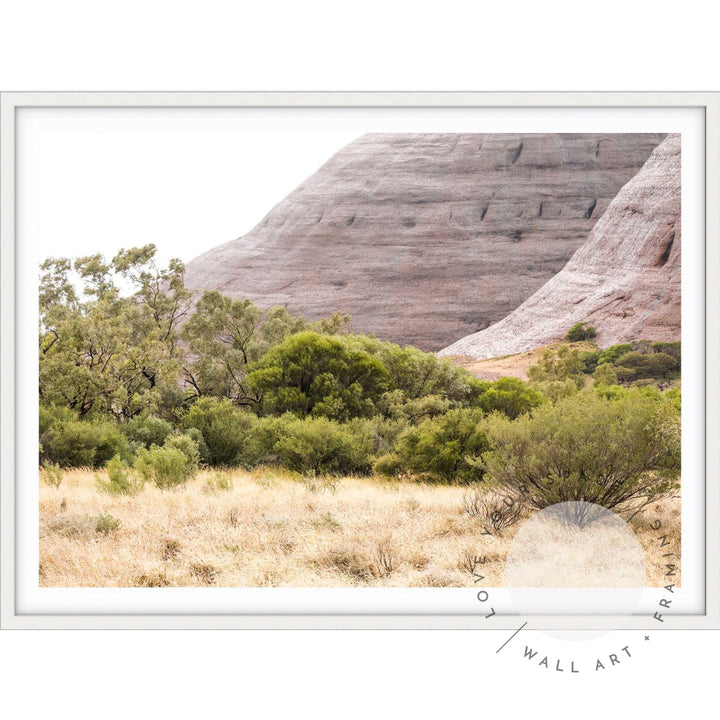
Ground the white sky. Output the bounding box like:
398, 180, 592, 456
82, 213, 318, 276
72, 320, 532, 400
18, 105, 700, 276
19, 108, 359, 267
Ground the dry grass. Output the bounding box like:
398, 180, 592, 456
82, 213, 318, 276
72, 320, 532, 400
447, 340, 599, 381
39, 469, 681, 588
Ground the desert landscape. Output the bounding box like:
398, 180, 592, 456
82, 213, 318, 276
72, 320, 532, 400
38, 132, 682, 588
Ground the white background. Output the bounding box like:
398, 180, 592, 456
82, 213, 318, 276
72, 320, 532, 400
1, 1, 719, 718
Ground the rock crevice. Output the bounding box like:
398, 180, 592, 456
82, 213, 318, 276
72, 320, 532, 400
439, 134, 681, 360
185, 133, 666, 351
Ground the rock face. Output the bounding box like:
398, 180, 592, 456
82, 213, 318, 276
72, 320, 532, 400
440, 134, 681, 360
185, 133, 665, 351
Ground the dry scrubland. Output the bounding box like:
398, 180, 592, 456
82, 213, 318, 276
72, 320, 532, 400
39, 468, 681, 588
452, 341, 610, 381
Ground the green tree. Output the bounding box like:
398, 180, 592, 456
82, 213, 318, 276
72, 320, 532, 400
593, 362, 619, 387
475, 377, 546, 419
613, 351, 679, 382
39, 246, 188, 420
182, 291, 350, 405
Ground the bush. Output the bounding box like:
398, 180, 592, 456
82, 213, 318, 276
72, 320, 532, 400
474, 377, 546, 419
181, 397, 255, 466
652, 341, 681, 364
123, 415, 173, 449
580, 350, 601, 374
248, 332, 391, 421
134, 444, 194, 489
565, 322, 597, 342
527, 346, 585, 388
206, 470, 233, 492
164, 433, 200, 475
374, 408, 489, 484
272, 416, 375, 475
593, 362, 618, 387
41, 419, 127, 468
40, 461, 63, 488
96, 454, 142, 495
482, 390, 680, 525
381, 391, 452, 422
613, 351, 680, 382
597, 343, 633, 366
527, 378, 579, 403
95, 513, 121, 534
354, 337, 484, 404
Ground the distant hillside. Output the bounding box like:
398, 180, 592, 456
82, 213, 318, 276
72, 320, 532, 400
184, 133, 665, 351
440, 134, 681, 360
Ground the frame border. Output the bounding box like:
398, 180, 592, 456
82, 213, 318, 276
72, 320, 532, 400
2, 91, 718, 630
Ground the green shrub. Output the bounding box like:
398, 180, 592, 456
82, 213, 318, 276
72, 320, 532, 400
597, 343, 633, 365
134, 444, 194, 489
613, 351, 679, 382
123, 415, 173, 449
96, 455, 141, 495
95, 513, 121, 534
475, 377, 546, 419
40, 461, 63, 488
381, 391, 452, 421
181, 397, 255, 466
242, 414, 376, 475
41, 419, 127, 468
39, 404, 75, 437
580, 350, 601, 374
565, 322, 596, 342
527, 346, 585, 388
164, 433, 200, 474
353, 337, 484, 404
652, 341, 681, 364
482, 390, 680, 525
248, 332, 392, 421
593, 362, 618, 387
527, 378, 579, 403
184, 428, 209, 463
272, 416, 375, 475
374, 408, 489, 484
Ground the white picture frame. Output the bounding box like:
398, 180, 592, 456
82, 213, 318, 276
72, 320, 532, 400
2, 91, 718, 629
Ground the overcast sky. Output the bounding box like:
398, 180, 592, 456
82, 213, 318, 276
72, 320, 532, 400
19, 108, 359, 268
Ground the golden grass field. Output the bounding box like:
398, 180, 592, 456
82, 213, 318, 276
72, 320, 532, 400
39, 468, 681, 588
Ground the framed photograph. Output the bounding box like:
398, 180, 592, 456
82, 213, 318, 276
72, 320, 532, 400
1, 92, 718, 629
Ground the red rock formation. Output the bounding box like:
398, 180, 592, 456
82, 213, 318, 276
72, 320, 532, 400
440, 134, 681, 359
184, 133, 665, 351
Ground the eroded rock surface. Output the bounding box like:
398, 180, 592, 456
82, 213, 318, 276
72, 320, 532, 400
440, 134, 681, 359
185, 133, 665, 350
